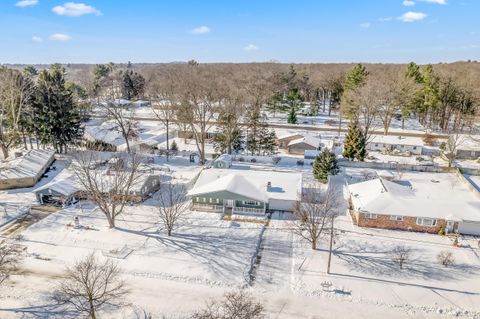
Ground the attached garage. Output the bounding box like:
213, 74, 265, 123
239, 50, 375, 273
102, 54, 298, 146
458, 221, 480, 236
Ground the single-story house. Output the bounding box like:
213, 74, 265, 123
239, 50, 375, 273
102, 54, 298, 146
287, 136, 322, 155
84, 121, 131, 152
0, 150, 55, 190
188, 168, 302, 215
367, 135, 423, 155
277, 133, 304, 149
348, 177, 480, 235
35, 169, 162, 206
450, 135, 480, 160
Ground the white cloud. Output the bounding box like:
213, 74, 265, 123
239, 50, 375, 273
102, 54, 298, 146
403, 0, 416, 6
243, 44, 258, 51
379, 17, 393, 22
49, 33, 71, 41
419, 0, 447, 4
31, 36, 43, 43
15, 0, 38, 7
191, 26, 210, 35
52, 2, 101, 16
360, 22, 371, 28
398, 11, 427, 22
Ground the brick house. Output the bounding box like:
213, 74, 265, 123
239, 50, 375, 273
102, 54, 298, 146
348, 178, 479, 235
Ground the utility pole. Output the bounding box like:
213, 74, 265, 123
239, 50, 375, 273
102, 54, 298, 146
327, 216, 335, 274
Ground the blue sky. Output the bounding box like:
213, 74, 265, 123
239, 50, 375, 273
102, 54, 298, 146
0, 0, 478, 64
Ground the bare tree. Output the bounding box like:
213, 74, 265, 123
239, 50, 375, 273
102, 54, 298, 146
156, 182, 188, 236
54, 253, 129, 319
0, 68, 35, 158
192, 290, 264, 319
437, 251, 455, 267
146, 69, 177, 161
390, 245, 411, 269
175, 65, 222, 163
73, 152, 142, 228
290, 185, 340, 250
441, 133, 464, 167
0, 241, 23, 286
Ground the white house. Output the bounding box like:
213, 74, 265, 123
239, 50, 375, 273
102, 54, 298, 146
367, 135, 424, 155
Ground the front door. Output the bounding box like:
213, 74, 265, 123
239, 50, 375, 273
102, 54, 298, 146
446, 220, 454, 233
226, 200, 234, 207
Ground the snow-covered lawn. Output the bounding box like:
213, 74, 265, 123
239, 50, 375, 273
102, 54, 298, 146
0, 202, 265, 318
256, 217, 480, 318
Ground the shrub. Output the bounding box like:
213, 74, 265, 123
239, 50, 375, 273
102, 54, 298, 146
437, 251, 454, 267
250, 158, 257, 163
423, 134, 437, 146
438, 227, 445, 236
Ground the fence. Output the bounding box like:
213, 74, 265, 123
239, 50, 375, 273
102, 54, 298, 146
337, 159, 454, 173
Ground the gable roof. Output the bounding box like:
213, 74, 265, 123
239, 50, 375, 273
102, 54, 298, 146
288, 135, 321, 148
0, 150, 55, 180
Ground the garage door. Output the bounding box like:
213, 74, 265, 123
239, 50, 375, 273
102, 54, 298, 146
458, 221, 480, 236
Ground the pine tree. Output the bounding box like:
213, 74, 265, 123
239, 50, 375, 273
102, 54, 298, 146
287, 107, 297, 124
313, 148, 339, 183
343, 119, 366, 161
170, 140, 178, 152
32, 65, 83, 153
259, 129, 277, 155
246, 105, 263, 155
121, 70, 145, 100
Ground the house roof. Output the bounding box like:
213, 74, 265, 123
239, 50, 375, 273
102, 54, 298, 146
348, 177, 480, 222
277, 133, 304, 141
288, 135, 321, 148
189, 168, 302, 203
368, 135, 424, 147
84, 121, 128, 147
0, 150, 55, 180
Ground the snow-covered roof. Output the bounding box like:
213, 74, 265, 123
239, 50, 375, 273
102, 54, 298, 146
0, 150, 55, 180
277, 132, 304, 141
214, 154, 232, 163
455, 135, 480, 151
189, 168, 302, 202
304, 150, 320, 158
35, 167, 159, 197
35, 171, 82, 196
368, 135, 424, 147
288, 135, 321, 148
348, 177, 480, 222
84, 121, 128, 147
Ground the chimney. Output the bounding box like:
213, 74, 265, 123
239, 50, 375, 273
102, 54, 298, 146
267, 182, 272, 192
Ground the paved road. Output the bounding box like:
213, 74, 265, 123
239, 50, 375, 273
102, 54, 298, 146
90, 115, 449, 139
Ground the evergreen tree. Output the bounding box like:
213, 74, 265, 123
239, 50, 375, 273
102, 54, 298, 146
170, 140, 178, 152
341, 64, 369, 119
343, 119, 366, 161
213, 106, 244, 154
259, 129, 277, 155
287, 107, 297, 124
32, 65, 83, 153
121, 70, 145, 100
313, 148, 339, 183
246, 106, 263, 155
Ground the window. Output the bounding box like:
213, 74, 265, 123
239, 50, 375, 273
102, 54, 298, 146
375, 143, 378, 147
201, 197, 206, 203
243, 200, 260, 206
209, 198, 219, 204
390, 215, 403, 221
365, 213, 377, 219
413, 146, 417, 150
416, 217, 437, 227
